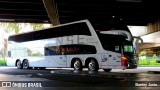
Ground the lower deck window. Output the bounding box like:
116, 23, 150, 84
45, 44, 97, 55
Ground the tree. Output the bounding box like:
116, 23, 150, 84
27, 49, 32, 56
7, 23, 21, 34
0, 22, 51, 59
30, 23, 44, 31
27, 48, 43, 56
0, 22, 22, 59
0, 22, 21, 34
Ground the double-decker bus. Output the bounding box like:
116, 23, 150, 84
7, 19, 138, 72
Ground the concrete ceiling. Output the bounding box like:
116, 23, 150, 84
0, 0, 159, 26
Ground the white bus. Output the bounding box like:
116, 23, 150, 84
7, 19, 138, 72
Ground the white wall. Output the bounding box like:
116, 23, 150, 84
128, 26, 148, 37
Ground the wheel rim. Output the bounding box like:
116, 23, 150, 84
23, 60, 28, 68
74, 60, 80, 70
17, 61, 21, 68
89, 60, 95, 71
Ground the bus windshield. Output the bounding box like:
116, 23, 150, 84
97, 33, 134, 54
97, 33, 126, 53
123, 45, 133, 53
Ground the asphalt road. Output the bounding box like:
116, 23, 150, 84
0, 67, 160, 90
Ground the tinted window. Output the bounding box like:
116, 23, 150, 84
8, 22, 91, 42
45, 44, 96, 55
124, 45, 133, 53
44, 22, 91, 39
98, 34, 126, 53
92, 16, 131, 33
45, 46, 61, 55
8, 51, 11, 57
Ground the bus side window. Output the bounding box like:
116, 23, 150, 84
115, 46, 119, 52
8, 51, 11, 57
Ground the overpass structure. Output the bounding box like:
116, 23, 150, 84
0, 0, 160, 51
0, 0, 159, 26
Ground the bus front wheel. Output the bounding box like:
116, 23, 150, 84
73, 59, 83, 71
88, 59, 99, 72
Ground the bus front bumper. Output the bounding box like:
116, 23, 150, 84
126, 60, 138, 69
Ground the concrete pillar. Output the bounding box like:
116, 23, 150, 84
43, 0, 60, 25
147, 19, 160, 33
139, 43, 160, 50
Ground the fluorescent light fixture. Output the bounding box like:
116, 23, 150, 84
0, 19, 15, 21
43, 20, 49, 23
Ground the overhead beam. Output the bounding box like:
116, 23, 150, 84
0, 0, 42, 4
139, 43, 160, 50
43, 0, 59, 25
147, 19, 160, 33
0, 19, 50, 23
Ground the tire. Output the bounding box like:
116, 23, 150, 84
103, 69, 112, 72
22, 60, 31, 69
16, 60, 23, 69
88, 59, 99, 72
73, 59, 83, 71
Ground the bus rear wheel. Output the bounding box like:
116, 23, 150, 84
88, 59, 99, 72
23, 60, 32, 69
73, 59, 82, 71
16, 60, 23, 69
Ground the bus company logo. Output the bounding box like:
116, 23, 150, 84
102, 55, 107, 62
113, 57, 117, 60
2, 82, 11, 87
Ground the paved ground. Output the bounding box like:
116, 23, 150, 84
0, 67, 160, 90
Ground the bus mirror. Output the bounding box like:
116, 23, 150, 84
133, 36, 143, 44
